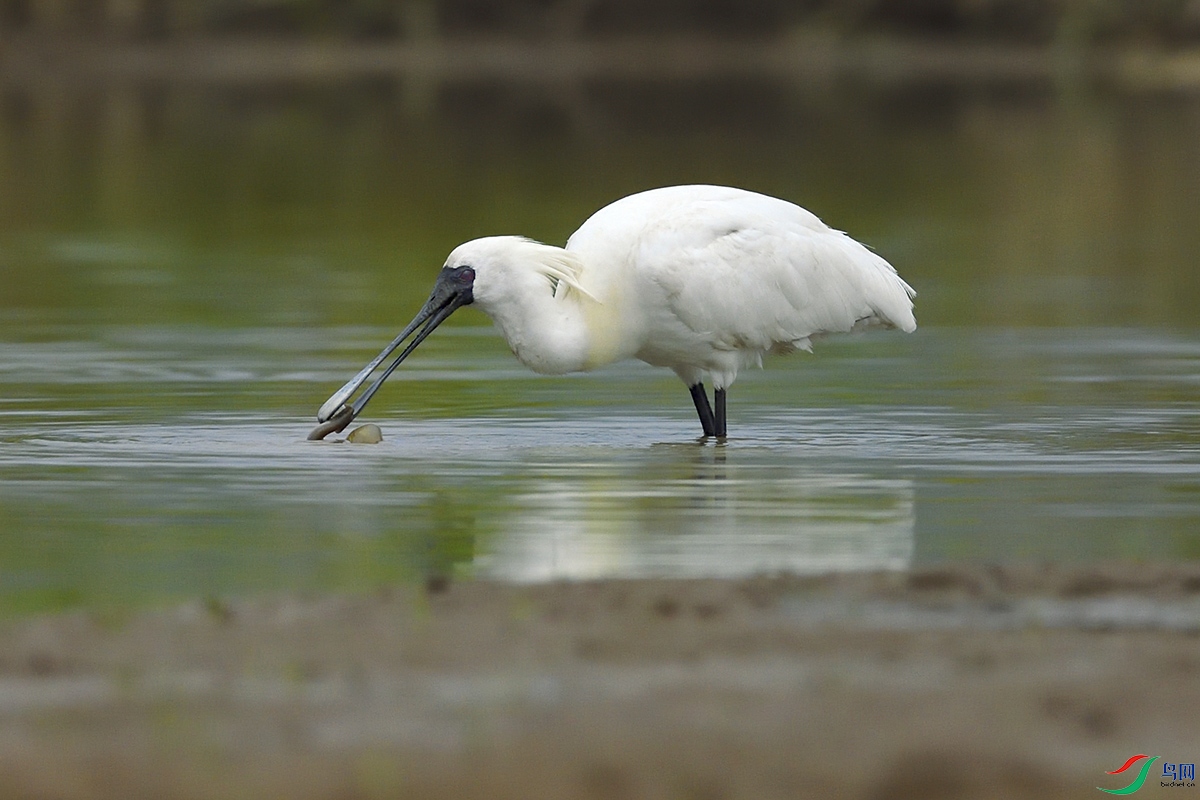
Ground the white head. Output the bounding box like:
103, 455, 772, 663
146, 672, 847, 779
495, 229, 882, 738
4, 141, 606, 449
443, 236, 593, 312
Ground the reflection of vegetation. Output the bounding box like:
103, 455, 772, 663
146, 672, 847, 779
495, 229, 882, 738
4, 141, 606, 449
0, 477, 489, 616
0, 79, 1197, 329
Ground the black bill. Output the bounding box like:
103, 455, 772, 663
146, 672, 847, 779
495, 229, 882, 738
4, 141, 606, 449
308, 265, 475, 440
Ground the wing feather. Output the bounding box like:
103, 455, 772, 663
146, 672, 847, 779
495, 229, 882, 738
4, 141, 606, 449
637, 195, 915, 354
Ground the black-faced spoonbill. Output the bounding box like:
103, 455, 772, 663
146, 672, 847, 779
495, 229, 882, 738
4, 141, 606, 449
310, 184, 915, 441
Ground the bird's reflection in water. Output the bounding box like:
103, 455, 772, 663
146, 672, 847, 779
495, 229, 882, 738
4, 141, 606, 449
474, 444, 914, 582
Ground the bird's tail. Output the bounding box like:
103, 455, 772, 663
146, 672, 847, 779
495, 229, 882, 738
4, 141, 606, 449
851, 242, 916, 333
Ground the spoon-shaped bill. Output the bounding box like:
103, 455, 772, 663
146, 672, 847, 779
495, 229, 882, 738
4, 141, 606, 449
307, 404, 356, 440
308, 266, 475, 440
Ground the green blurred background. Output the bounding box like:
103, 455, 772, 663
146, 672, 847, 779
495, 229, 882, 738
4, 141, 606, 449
2, 0, 1199, 330
1, 0, 1199, 613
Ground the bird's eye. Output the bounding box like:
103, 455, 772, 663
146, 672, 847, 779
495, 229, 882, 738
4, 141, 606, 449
458, 267, 476, 284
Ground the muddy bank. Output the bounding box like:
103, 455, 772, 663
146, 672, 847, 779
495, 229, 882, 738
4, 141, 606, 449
2, 564, 1199, 799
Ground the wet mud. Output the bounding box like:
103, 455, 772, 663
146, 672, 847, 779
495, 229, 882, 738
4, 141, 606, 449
2, 564, 1199, 799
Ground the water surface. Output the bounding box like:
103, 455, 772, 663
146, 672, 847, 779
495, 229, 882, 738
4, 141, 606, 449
1, 78, 1198, 612
2, 322, 1197, 613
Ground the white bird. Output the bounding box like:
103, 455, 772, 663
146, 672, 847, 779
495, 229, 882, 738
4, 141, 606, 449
310, 185, 915, 440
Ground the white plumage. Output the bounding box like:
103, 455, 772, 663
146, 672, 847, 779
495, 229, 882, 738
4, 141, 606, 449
313, 184, 915, 440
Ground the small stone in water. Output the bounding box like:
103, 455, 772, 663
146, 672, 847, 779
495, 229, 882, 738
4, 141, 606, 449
347, 424, 383, 444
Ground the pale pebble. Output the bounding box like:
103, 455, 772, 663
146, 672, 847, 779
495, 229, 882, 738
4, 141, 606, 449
347, 424, 383, 444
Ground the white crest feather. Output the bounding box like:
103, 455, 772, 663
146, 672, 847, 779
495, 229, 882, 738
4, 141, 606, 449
519, 238, 600, 303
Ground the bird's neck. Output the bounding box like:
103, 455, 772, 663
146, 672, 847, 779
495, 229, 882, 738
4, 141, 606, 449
478, 270, 596, 375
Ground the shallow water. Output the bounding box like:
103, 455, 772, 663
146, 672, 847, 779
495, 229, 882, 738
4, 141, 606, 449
1, 77, 1199, 612
1, 322, 1197, 613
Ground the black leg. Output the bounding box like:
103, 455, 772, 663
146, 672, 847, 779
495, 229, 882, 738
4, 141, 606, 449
689, 383, 716, 437
714, 388, 727, 438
